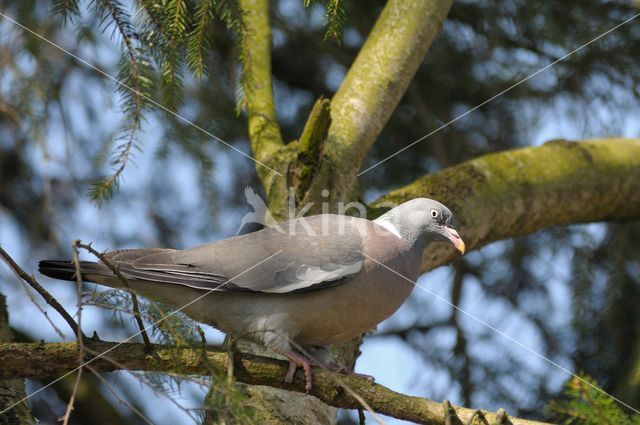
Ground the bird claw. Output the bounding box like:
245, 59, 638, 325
284, 351, 314, 393
283, 353, 376, 394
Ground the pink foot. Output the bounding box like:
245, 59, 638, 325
284, 351, 314, 393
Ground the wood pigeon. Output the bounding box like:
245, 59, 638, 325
39, 198, 465, 391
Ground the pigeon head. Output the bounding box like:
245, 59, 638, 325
374, 198, 465, 253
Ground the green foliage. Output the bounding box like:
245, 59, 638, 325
303, 0, 347, 44
84, 288, 262, 422
46, 0, 351, 202
50, 0, 81, 24
50, 0, 239, 203
82, 1, 154, 202
203, 379, 262, 424
548, 375, 640, 425
186, 0, 216, 78
322, 0, 346, 44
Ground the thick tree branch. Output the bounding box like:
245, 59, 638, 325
369, 138, 640, 272
318, 0, 454, 203
0, 341, 550, 425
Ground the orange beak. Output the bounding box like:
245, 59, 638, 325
445, 226, 466, 255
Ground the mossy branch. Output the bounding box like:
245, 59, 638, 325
369, 138, 640, 272
0, 341, 550, 425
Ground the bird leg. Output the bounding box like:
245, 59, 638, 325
284, 350, 314, 393
326, 361, 375, 383
282, 352, 376, 393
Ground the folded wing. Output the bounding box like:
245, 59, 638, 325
113, 215, 365, 294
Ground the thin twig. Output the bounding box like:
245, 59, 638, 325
17, 275, 66, 339
223, 335, 236, 386
60, 241, 86, 425
358, 408, 366, 425
196, 325, 217, 377
0, 245, 84, 340
86, 366, 155, 425
77, 241, 152, 350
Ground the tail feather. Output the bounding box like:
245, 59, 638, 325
38, 260, 111, 283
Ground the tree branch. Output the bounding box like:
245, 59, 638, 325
319, 0, 454, 202
238, 0, 285, 180
369, 138, 640, 272
246, 0, 455, 217
0, 341, 551, 425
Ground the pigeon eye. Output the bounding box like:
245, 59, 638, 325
430, 209, 439, 219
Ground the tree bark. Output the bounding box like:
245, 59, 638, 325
369, 138, 640, 272
0, 340, 551, 425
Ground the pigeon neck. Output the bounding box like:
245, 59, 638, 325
374, 214, 422, 246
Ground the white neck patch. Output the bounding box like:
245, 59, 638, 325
373, 217, 402, 239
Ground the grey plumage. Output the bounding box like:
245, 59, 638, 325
39, 198, 465, 390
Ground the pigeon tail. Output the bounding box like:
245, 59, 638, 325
38, 260, 110, 283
